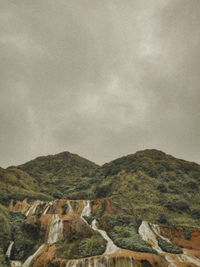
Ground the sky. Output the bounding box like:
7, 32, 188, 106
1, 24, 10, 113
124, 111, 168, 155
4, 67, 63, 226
0, 0, 200, 167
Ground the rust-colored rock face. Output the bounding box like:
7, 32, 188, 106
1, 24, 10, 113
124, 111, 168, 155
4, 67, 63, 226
159, 225, 200, 250
7, 199, 200, 267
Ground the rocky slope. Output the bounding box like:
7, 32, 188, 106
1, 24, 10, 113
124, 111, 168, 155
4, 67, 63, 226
3, 198, 200, 267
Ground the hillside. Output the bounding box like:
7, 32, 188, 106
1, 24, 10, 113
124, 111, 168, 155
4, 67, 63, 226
95, 150, 200, 226
0, 151, 98, 205
0, 149, 200, 266
1, 149, 200, 226
2, 199, 200, 267
17, 151, 99, 200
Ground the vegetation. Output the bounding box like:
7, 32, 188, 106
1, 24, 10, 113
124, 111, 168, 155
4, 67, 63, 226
0, 248, 8, 267
95, 150, 200, 227
0, 149, 200, 262
9, 211, 41, 261
78, 232, 106, 257
99, 215, 156, 254
157, 237, 182, 254
1, 149, 199, 227
56, 231, 106, 259
0, 204, 11, 252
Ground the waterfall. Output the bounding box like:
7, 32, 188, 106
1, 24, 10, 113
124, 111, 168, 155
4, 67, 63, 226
139, 221, 200, 266
91, 219, 119, 255
65, 256, 138, 267
138, 221, 162, 252
65, 260, 78, 267
80, 200, 91, 224
67, 200, 74, 214
43, 201, 53, 215
22, 244, 44, 267
177, 252, 200, 266
81, 200, 91, 217
47, 214, 63, 243
25, 201, 40, 216
129, 256, 134, 267
151, 224, 171, 243
10, 261, 22, 267
25, 206, 32, 216
6, 241, 14, 258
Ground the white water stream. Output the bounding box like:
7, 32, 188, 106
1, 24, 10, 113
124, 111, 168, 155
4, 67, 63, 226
81, 200, 91, 217
67, 200, 74, 214
25, 201, 41, 216
22, 244, 44, 267
65, 256, 135, 267
138, 221, 162, 252
43, 201, 53, 215
91, 219, 119, 255
10, 261, 22, 267
80, 200, 119, 255
6, 241, 14, 258
47, 214, 63, 243
139, 221, 200, 266
80, 200, 91, 224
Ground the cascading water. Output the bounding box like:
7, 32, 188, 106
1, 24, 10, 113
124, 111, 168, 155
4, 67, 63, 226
65, 256, 136, 267
152, 224, 200, 266
6, 241, 14, 258
80, 201, 119, 255
81, 200, 91, 217
43, 201, 53, 215
67, 200, 74, 214
10, 261, 22, 267
47, 214, 63, 243
25, 201, 41, 216
22, 244, 44, 267
139, 221, 200, 267
178, 251, 200, 266
138, 221, 162, 252
91, 219, 119, 255
80, 200, 91, 224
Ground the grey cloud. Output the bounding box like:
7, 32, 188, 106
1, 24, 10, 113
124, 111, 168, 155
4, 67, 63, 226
0, 0, 199, 167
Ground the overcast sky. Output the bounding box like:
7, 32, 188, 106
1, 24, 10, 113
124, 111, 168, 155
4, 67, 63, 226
0, 0, 200, 167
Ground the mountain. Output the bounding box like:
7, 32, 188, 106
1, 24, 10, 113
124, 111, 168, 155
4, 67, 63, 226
0, 149, 200, 266
0, 151, 98, 205
17, 151, 98, 200
95, 149, 200, 226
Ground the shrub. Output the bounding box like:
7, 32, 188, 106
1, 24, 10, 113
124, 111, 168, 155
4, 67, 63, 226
78, 232, 106, 257
133, 184, 139, 191
110, 226, 156, 254
9, 211, 40, 261
191, 209, 200, 219
157, 237, 182, 254
95, 184, 111, 198
183, 227, 192, 240
0, 248, 8, 267
61, 203, 68, 215
174, 200, 190, 212
56, 242, 77, 259
0, 213, 11, 252
95, 201, 105, 219
157, 214, 168, 224
186, 181, 198, 191
157, 184, 167, 193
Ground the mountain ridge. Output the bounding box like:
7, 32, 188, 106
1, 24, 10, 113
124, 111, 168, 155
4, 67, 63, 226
0, 149, 200, 266
0, 149, 199, 226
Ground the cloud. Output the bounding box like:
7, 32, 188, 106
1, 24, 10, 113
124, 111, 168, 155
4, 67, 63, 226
0, 0, 199, 167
